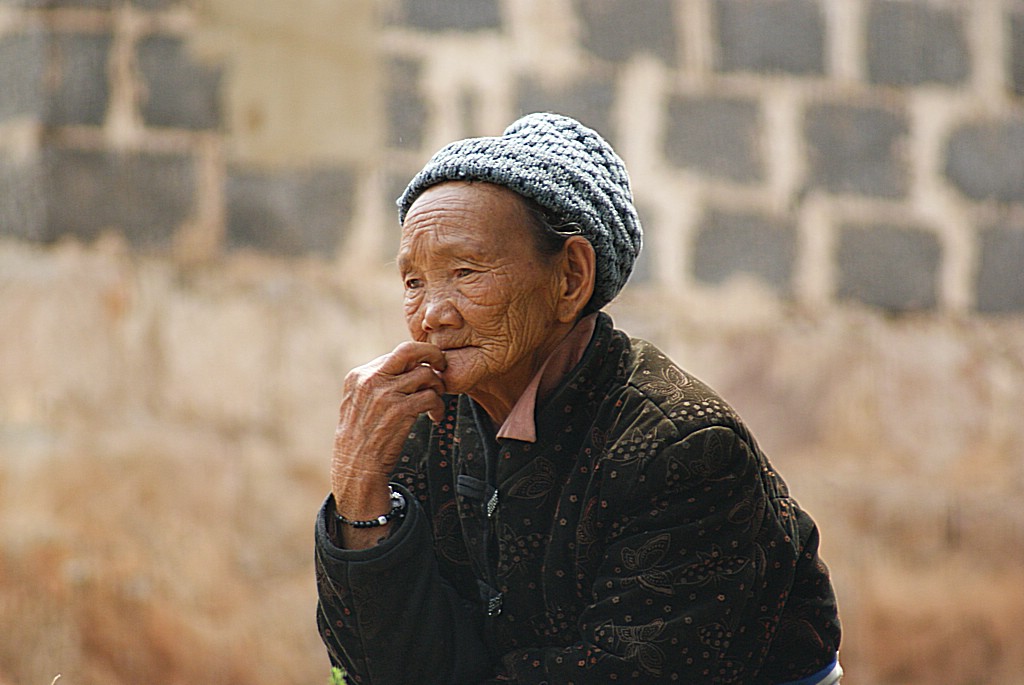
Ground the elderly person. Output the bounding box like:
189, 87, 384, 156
315, 113, 842, 684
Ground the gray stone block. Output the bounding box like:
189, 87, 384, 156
693, 209, 796, 295
516, 76, 616, 147
395, 0, 501, 31
132, 0, 178, 9
0, 31, 47, 121
713, 0, 825, 76
976, 223, 1024, 313
866, 0, 970, 87
836, 223, 941, 311
0, 156, 47, 240
664, 95, 763, 182
42, 145, 196, 247
626, 200, 654, 285
386, 57, 427, 150
26, 0, 111, 6
44, 33, 111, 127
944, 118, 1024, 204
574, 0, 676, 65
138, 35, 222, 130
805, 103, 909, 198
1012, 12, 1024, 97
226, 166, 356, 258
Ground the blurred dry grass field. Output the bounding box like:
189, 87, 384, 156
2, 241, 1023, 684
787, 464, 1024, 684
3, 425, 1023, 684
0, 424, 327, 685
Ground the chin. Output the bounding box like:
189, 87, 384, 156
437, 363, 476, 396
436, 349, 479, 392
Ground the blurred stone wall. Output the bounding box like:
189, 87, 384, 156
2, 0, 1022, 311
1, 1, 1024, 684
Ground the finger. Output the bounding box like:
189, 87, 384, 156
406, 387, 446, 424
426, 396, 447, 424
390, 363, 446, 396
379, 341, 447, 375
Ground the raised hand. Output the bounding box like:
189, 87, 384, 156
330, 341, 447, 548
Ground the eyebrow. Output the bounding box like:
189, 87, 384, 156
397, 241, 493, 272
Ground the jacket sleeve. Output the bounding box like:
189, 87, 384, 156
315, 484, 493, 685
482, 425, 825, 684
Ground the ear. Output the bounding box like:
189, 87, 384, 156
555, 236, 596, 323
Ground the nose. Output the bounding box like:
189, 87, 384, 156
420, 287, 461, 333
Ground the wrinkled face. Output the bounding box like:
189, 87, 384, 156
399, 182, 567, 411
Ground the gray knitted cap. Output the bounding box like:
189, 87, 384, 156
397, 112, 643, 311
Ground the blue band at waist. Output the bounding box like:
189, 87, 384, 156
778, 654, 840, 685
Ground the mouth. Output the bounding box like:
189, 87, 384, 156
440, 345, 473, 354
435, 341, 474, 352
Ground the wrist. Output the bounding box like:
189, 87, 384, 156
331, 470, 392, 519
334, 487, 406, 529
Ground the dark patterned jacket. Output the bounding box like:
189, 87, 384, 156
315, 313, 841, 684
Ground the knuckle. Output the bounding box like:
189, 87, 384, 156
392, 340, 420, 358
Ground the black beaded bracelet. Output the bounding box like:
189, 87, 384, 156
335, 487, 406, 529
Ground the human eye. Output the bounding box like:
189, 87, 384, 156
403, 275, 424, 291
